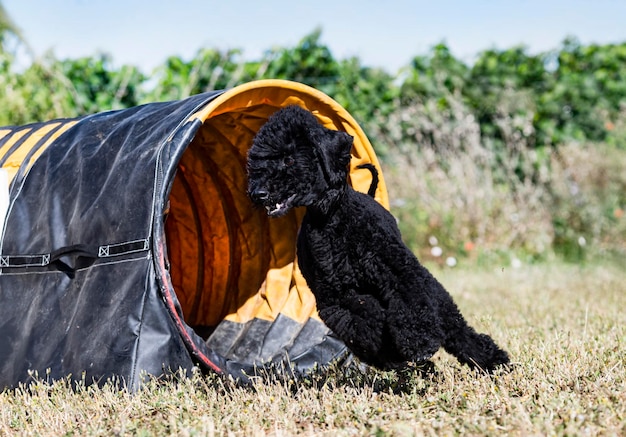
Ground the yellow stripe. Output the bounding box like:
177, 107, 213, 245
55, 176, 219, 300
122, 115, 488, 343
1, 121, 77, 186
0, 128, 32, 163
0, 129, 13, 142
23, 121, 77, 177
0, 128, 32, 184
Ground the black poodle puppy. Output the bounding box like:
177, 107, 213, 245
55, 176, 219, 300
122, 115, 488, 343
247, 105, 509, 372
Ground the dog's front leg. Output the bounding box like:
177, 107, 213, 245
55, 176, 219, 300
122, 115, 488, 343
315, 291, 386, 361
297, 230, 386, 363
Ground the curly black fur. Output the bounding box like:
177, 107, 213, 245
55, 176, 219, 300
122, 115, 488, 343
247, 105, 510, 372
356, 163, 379, 197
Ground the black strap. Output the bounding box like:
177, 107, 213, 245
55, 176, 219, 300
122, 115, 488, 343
1, 239, 150, 278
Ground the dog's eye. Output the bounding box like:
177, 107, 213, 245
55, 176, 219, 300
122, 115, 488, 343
283, 156, 295, 167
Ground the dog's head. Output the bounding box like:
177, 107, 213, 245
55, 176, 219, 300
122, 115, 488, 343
247, 105, 353, 217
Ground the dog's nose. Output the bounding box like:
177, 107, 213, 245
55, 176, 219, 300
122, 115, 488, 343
250, 189, 270, 203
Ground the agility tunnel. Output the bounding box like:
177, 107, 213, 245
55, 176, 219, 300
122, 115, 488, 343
0, 79, 388, 389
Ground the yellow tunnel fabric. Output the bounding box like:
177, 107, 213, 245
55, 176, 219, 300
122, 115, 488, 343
166, 80, 389, 332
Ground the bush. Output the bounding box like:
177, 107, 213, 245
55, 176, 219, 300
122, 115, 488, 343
1, 27, 625, 264
375, 91, 626, 265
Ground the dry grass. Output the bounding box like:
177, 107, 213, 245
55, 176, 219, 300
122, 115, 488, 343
1, 262, 624, 436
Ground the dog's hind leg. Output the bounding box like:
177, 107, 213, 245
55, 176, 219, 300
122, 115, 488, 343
385, 295, 444, 364
437, 292, 510, 372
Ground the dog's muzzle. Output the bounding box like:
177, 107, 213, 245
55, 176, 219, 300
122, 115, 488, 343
249, 188, 296, 217
249, 188, 270, 205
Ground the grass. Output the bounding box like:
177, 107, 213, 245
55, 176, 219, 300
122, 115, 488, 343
1, 261, 624, 436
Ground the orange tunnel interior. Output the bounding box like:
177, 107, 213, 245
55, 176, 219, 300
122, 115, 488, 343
163, 80, 389, 337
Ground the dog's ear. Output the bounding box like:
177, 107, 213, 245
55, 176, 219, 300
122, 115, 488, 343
316, 129, 353, 186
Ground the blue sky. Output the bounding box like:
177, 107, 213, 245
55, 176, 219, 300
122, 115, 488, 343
4, 0, 626, 73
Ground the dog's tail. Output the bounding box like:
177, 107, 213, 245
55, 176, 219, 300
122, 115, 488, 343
440, 296, 510, 373
356, 163, 379, 198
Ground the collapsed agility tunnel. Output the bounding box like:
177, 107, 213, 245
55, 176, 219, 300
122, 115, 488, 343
0, 79, 388, 389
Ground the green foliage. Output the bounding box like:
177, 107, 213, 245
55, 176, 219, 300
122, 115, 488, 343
261, 29, 340, 93
332, 57, 398, 129
0, 52, 76, 125
59, 54, 144, 113
1, 24, 625, 261
543, 38, 626, 145
467, 46, 548, 145
401, 43, 469, 103
147, 48, 247, 101
4, 28, 625, 150
397, 39, 626, 150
